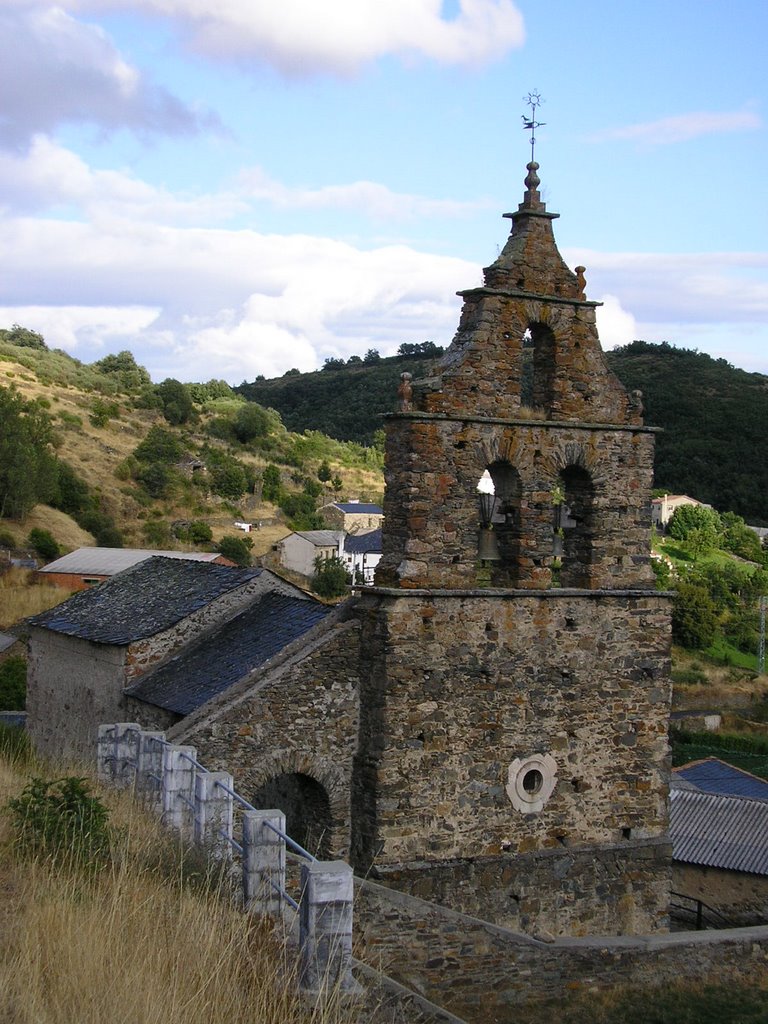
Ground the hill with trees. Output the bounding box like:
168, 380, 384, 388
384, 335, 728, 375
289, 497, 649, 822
238, 341, 768, 525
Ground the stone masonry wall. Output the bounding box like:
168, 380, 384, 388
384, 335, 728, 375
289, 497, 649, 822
352, 589, 671, 934
673, 862, 768, 926
169, 615, 362, 858
354, 877, 768, 1024
27, 628, 126, 761
376, 417, 657, 591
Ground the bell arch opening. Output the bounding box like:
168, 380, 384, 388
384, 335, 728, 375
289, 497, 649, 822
477, 461, 522, 586
520, 323, 556, 416
554, 465, 595, 588
251, 772, 332, 859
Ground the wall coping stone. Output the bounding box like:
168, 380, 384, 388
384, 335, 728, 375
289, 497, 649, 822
382, 411, 661, 434
457, 285, 601, 308
358, 587, 673, 600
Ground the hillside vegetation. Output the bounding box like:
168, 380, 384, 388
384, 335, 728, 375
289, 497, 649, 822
238, 341, 768, 525
0, 327, 384, 566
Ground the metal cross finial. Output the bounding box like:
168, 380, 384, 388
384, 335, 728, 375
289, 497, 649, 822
521, 90, 546, 162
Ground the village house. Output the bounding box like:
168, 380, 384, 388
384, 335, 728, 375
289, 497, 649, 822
651, 493, 710, 530
278, 530, 343, 578
38, 546, 234, 591
319, 500, 383, 533
340, 528, 382, 584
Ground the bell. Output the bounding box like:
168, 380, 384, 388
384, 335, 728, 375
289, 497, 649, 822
478, 527, 501, 562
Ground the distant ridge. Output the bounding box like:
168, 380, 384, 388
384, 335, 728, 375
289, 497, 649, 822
237, 342, 768, 525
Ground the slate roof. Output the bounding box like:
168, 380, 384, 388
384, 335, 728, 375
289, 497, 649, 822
670, 786, 768, 876
126, 590, 332, 715
675, 757, 768, 802
344, 529, 382, 554
39, 547, 225, 577
29, 557, 262, 644
329, 502, 383, 515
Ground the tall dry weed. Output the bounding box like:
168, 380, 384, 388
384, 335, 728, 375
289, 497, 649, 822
0, 762, 357, 1024
0, 568, 73, 628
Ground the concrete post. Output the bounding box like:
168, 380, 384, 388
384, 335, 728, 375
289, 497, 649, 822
242, 810, 286, 916
96, 724, 115, 784
194, 771, 234, 858
136, 731, 166, 807
96, 722, 140, 786
300, 860, 360, 996
161, 745, 197, 835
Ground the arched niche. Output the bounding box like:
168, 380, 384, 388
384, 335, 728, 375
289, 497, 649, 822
520, 323, 556, 416
477, 460, 522, 586
555, 465, 595, 588
251, 772, 332, 859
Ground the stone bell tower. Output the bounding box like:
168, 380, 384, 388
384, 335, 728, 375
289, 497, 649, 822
350, 161, 672, 938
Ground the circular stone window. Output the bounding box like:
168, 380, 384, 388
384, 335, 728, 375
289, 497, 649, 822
506, 753, 558, 814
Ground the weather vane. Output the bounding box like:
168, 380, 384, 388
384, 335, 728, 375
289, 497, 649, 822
521, 90, 546, 162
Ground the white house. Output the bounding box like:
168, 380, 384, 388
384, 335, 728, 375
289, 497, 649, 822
341, 529, 382, 585
651, 494, 709, 529
279, 530, 343, 578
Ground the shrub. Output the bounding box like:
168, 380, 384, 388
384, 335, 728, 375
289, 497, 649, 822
7, 775, 111, 868
143, 519, 172, 546
89, 397, 121, 428
0, 655, 26, 710
216, 535, 252, 567
27, 527, 59, 560
188, 520, 212, 544
312, 554, 350, 598
134, 425, 185, 464
232, 403, 271, 443
672, 581, 718, 649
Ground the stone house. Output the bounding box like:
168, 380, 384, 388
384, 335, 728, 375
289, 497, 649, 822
279, 530, 343, 578
38, 547, 233, 591
319, 501, 383, 533
27, 158, 674, 940
670, 779, 768, 925
27, 557, 326, 762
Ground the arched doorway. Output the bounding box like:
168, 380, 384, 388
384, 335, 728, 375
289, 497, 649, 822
251, 772, 333, 859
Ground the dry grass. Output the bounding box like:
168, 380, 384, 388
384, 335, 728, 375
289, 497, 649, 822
671, 645, 768, 713
0, 568, 74, 629
0, 757, 357, 1024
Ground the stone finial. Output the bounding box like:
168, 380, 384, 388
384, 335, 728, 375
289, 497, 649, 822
524, 161, 540, 192
398, 372, 413, 412
630, 389, 644, 416
575, 265, 586, 300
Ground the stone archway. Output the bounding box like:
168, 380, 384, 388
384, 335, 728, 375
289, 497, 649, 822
251, 772, 333, 859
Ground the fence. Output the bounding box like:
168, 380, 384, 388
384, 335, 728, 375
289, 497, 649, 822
97, 722, 360, 998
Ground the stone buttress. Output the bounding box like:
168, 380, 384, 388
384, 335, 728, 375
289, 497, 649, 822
350, 163, 672, 938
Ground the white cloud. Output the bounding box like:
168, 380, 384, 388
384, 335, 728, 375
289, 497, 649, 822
588, 109, 762, 146
239, 167, 491, 221
0, 305, 161, 352
594, 294, 637, 350
64, 0, 525, 73
0, 4, 213, 148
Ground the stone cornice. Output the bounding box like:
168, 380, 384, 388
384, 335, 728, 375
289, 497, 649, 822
381, 410, 661, 434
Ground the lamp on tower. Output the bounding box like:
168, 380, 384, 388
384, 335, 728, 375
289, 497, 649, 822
477, 471, 501, 562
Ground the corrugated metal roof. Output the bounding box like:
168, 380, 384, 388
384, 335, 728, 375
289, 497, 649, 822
344, 529, 382, 554
39, 547, 224, 577
126, 590, 332, 715
670, 787, 768, 875
29, 557, 261, 644
294, 531, 342, 547
675, 758, 768, 802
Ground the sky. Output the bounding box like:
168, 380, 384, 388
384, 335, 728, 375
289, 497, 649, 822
1, 0, 766, 385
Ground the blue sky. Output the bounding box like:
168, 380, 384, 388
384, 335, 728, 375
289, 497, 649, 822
1, 0, 766, 384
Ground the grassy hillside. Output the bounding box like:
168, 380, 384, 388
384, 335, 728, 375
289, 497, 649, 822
238, 342, 768, 525
0, 335, 384, 566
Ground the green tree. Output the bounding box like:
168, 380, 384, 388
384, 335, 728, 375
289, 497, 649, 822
317, 460, 332, 484
311, 554, 350, 598
188, 520, 213, 544
232, 403, 271, 443
672, 581, 718, 649
217, 535, 253, 567
134, 426, 184, 464
667, 503, 722, 545
93, 351, 151, 392
137, 462, 173, 499
27, 528, 59, 560
0, 386, 58, 520
262, 464, 282, 503
157, 378, 193, 425
0, 324, 47, 350
0, 656, 26, 711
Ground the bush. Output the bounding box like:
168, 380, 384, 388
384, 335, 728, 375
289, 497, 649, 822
0, 655, 26, 710
672, 581, 718, 649
188, 520, 212, 544
216, 535, 252, 567
89, 397, 121, 428
7, 775, 111, 868
311, 554, 350, 598
143, 519, 172, 546
232, 403, 271, 443
134, 425, 185, 464
27, 527, 59, 560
